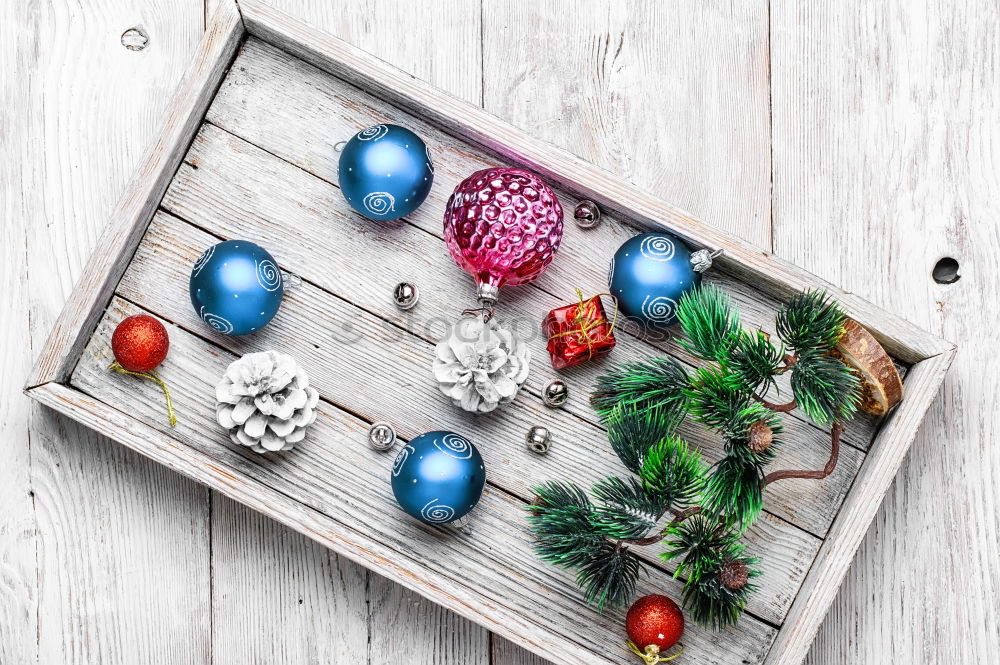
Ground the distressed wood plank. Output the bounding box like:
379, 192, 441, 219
211, 493, 370, 664
207, 3, 486, 662
122, 209, 820, 625
162, 120, 866, 539
770, 2, 996, 663
482, 0, 771, 248
11, 1, 211, 664
204, 36, 887, 451
68, 296, 778, 665
237, 0, 952, 364
25, 0, 243, 387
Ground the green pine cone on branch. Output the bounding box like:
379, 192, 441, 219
528, 282, 870, 630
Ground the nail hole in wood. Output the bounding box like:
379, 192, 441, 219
121, 26, 149, 51
932, 257, 960, 284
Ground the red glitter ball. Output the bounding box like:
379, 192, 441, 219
625, 594, 684, 653
111, 315, 170, 372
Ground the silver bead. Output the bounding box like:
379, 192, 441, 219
526, 426, 551, 454
393, 282, 420, 310
368, 421, 397, 451
573, 200, 601, 228
542, 380, 569, 408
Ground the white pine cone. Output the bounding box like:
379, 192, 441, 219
215, 350, 320, 453
433, 316, 531, 413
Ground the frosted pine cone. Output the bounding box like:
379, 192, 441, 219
215, 351, 320, 453
433, 316, 531, 413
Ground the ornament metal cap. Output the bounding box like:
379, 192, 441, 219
476, 282, 500, 307
689, 248, 724, 273
368, 421, 397, 451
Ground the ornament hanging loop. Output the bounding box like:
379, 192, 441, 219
626, 640, 684, 664
333, 140, 347, 153
281, 271, 303, 292
689, 248, 723, 273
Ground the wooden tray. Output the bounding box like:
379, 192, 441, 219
24, 3, 956, 664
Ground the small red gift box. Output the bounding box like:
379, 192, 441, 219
543, 294, 617, 370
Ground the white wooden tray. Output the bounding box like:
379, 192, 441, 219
24, 2, 956, 664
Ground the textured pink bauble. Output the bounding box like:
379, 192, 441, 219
443, 168, 564, 296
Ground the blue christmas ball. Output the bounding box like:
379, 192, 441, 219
390, 431, 485, 524
338, 124, 434, 220
189, 240, 283, 336
608, 232, 701, 328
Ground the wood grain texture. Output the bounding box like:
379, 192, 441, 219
66, 296, 779, 665
162, 117, 866, 542
238, 0, 952, 365
210, 493, 370, 664
25, 0, 243, 387
204, 35, 886, 453
205, 3, 489, 662
0, 1, 38, 659
482, 0, 771, 248
7, 1, 212, 664
121, 208, 819, 626
770, 2, 998, 663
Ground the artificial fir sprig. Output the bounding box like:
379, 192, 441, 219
529, 284, 863, 629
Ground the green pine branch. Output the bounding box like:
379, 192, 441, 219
676, 284, 741, 363
592, 357, 689, 426
775, 289, 845, 354
790, 349, 861, 426
530, 284, 867, 629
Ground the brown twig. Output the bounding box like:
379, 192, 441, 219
615, 506, 703, 548
775, 352, 798, 374
763, 422, 843, 486
751, 392, 798, 412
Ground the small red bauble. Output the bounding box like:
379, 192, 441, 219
111, 315, 170, 372
626, 594, 684, 654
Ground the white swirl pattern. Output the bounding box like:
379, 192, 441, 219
641, 295, 678, 324
608, 255, 616, 287
433, 433, 473, 459
357, 124, 389, 141
199, 306, 234, 334
425, 144, 434, 173
420, 499, 456, 523
392, 444, 415, 477
192, 246, 214, 278
255, 259, 282, 292
363, 192, 396, 216
639, 235, 676, 262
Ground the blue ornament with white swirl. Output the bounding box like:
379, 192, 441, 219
338, 123, 434, 221
189, 240, 284, 336
390, 430, 485, 525
608, 232, 716, 328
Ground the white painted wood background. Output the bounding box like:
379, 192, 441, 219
2, 1, 996, 663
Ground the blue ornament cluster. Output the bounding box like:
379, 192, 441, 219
391, 431, 485, 524
189, 239, 284, 336
608, 232, 702, 328
338, 123, 434, 220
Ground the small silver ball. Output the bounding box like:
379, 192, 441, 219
542, 380, 569, 408
526, 426, 551, 454
393, 282, 420, 310
368, 421, 397, 451
573, 200, 601, 228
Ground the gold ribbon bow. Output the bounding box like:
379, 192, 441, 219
549, 289, 619, 361
626, 640, 684, 664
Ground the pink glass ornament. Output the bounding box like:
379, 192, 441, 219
443, 168, 564, 304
